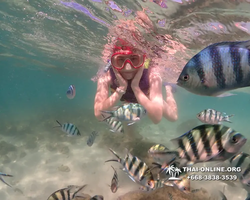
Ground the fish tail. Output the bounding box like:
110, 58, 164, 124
105, 148, 122, 163
223, 114, 234, 123
72, 184, 87, 198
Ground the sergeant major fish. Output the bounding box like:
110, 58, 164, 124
156, 124, 246, 170
109, 166, 119, 193
197, 109, 234, 124
102, 115, 124, 133
105, 148, 155, 189
66, 85, 76, 99
101, 103, 147, 125
177, 40, 250, 97
47, 185, 86, 200
140, 173, 190, 193
55, 120, 81, 136
226, 152, 250, 200
87, 131, 99, 147
148, 144, 170, 164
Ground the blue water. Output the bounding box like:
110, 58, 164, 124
1, 0, 250, 199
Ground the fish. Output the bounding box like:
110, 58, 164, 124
177, 40, 250, 97
102, 116, 124, 133
104, 59, 112, 73
105, 148, 155, 189
139, 173, 190, 193
156, 124, 247, 170
197, 109, 234, 124
0, 172, 13, 187
148, 144, 170, 164
47, 185, 86, 200
109, 166, 119, 193
87, 131, 99, 147
101, 103, 147, 125
55, 120, 81, 136
226, 152, 250, 200
90, 195, 104, 200
66, 85, 76, 99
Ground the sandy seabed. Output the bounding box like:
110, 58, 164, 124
0, 108, 249, 200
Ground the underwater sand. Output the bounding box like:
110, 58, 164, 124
0, 90, 250, 200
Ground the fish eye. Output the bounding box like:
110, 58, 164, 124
231, 134, 240, 143
183, 74, 189, 81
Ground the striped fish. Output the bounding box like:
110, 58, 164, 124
47, 185, 86, 200
87, 131, 99, 147
66, 85, 76, 99
55, 120, 81, 136
103, 116, 124, 133
148, 144, 170, 164
110, 166, 118, 193
0, 172, 13, 187
139, 173, 190, 193
101, 103, 147, 125
105, 148, 155, 189
227, 152, 250, 199
197, 109, 234, 124
158, 124, 246, 169
177, 40, 250, 97
90, 195, 103, 200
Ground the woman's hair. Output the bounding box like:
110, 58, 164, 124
92, 11, 189, 84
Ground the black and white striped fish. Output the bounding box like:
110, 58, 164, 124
197, 109, 234, 124
109, 166, 119, 193
90, 195, 104, 200
47, 185, 86, 200
177, 40, 250, 97
227, 152, 250, 200
103, 116, 124, 133
55, 120, 81, 136
87, 131, 99, 147
157, 124, 246, 169
66, 85, 76, 99
105, 148, 155, 189
101, 103, 147, 125
0, 172, 13, 187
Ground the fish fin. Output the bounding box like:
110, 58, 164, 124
105, 148, 122, 163
72, 184, 87, 198
127, 122, 136, 126
55, 120, 62, 126
222, 114, 234, 123
215, 93, 237, 98
0, 176, 12, 187
218, 188, 227, 200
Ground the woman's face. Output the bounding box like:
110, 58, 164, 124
112, 49, 144, 80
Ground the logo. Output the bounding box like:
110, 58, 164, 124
165, 165, 182, 181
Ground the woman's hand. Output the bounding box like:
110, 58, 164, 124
113, 69, 128, 90
131, 66, 144, 89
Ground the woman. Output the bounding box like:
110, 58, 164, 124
94, 38, 178, 124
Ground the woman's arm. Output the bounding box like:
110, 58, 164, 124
132, 70, 163, 124
94, 73, 125, 120
162, 85, 178, 122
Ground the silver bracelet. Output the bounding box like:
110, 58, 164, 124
116, 87, 126, 95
